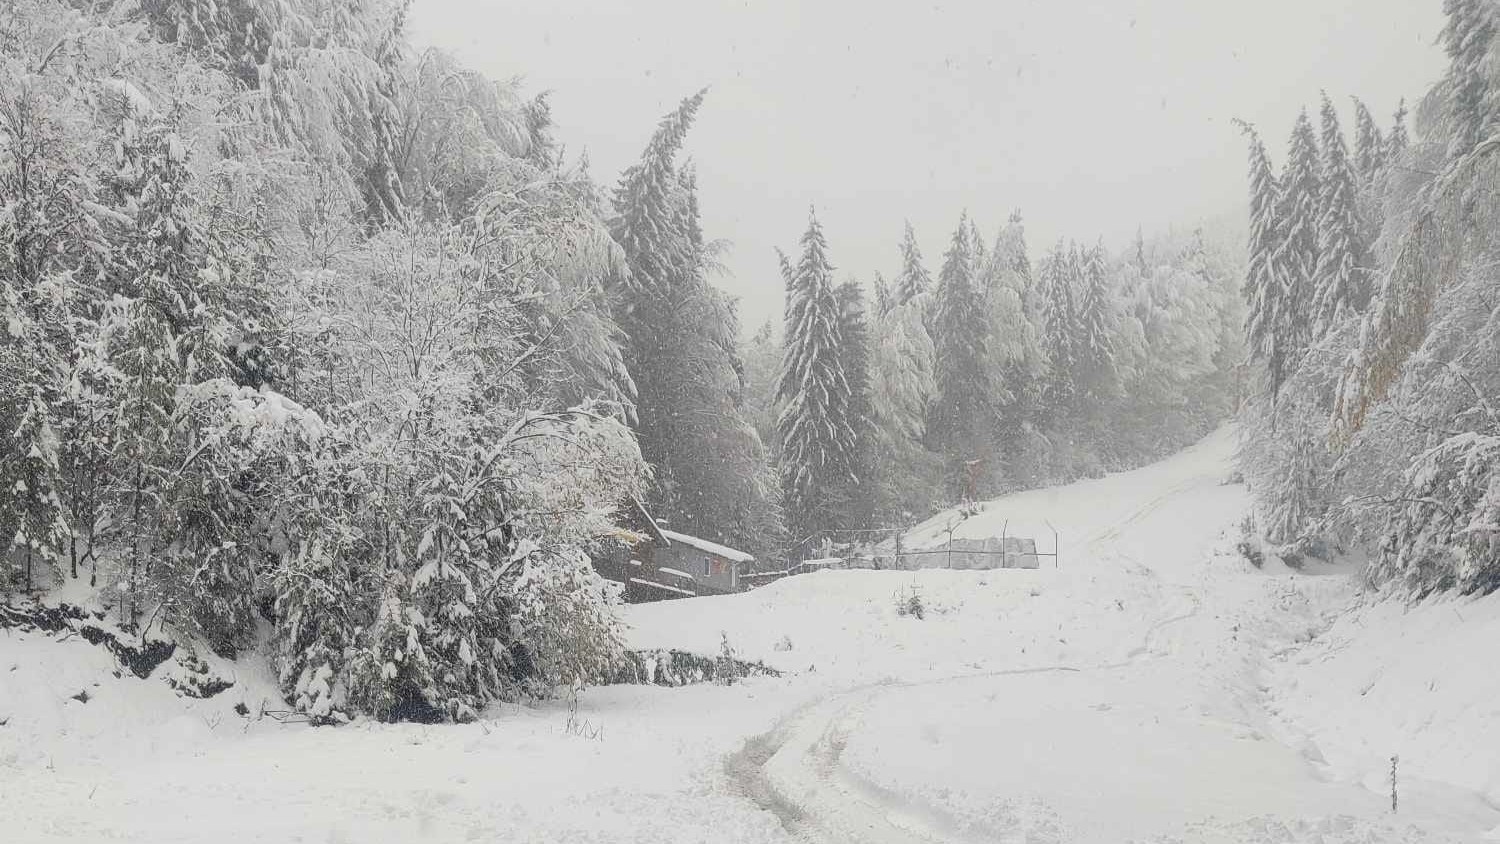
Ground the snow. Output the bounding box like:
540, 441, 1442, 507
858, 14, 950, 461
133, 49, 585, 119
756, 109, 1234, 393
5, 426, 1499, 842
659, 528, 755, 563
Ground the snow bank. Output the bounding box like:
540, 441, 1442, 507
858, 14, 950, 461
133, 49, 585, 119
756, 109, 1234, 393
1272, 589, 1500, 808
627, 566, 1169, 687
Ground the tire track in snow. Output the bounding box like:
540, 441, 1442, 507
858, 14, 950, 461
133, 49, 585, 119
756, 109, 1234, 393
723, 476, 1217, 843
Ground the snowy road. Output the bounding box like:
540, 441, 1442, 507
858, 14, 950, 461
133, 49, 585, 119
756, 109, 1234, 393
707, 428, 1498, 843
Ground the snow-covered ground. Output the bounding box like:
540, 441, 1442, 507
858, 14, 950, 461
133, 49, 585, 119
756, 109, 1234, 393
4, 426, 1499, 842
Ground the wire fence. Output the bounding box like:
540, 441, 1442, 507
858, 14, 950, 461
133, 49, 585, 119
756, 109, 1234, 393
745, 518, 1060, 588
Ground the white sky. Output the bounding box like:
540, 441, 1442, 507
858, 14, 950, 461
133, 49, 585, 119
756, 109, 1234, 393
408, 0, 1448, 331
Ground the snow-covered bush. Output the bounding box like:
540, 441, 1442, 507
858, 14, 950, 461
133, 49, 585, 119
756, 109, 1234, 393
895, 583, 926, 620
509, 546, 628, 697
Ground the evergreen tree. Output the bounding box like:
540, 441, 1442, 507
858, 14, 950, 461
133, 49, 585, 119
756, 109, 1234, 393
1388, 100, 1411, 162
895, 221, 933, 305
1040, 240, 1079, 413
995, 211, 1033, 295
610, 91, 781, 555
966, 216, 987, 275
1075, 240, 1117, 406
981, 213, 1046, 489
1236, 121, 1287, 396
927, 214, 992, 494
612, 91, 704, 311
776, 208, 856, 543
1351, 97, 1387, 185
1274, 109, 1320, 361
1312, 92, 1369, 335
0, 322, 70, 592
868, 296, 940, 524
833, 279, 876, 530
1440, 0, 1498, 157
872, 271, 894, 318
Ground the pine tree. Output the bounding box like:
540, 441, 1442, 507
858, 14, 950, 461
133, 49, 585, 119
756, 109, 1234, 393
981, 213, 1046, 488
995, 211, 1033, 294
1440, 0, 1498, 157
872, 272, 893, 318
777, 208, 856, 544
967, 216, 987, 275
1236, 121, 1288, 396
1075, 240, 1117, 405
0, 310, 70, 592
1274, 109, 1320, 361
833, 279, 875, 530
1351, 97, 1387, 185
610, 91, 780, 554
1040, 239, 1079, 413
1312, 92, 1369, 335
868, 297, 941, 525
927, 214, 992, 493
612, 90, 705, 309
1387, 100, 1411, 163
895, 221, 933, 305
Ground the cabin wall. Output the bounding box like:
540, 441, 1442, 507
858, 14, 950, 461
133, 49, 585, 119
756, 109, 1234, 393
655, 544, 738, 592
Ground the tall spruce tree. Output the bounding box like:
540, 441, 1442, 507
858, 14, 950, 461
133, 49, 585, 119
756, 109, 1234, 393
927, 214, 992, 495
1040, 240, 1079, 414
1388, 100, 1411, 163
1274, 108, 1320, 360
1312, 92, 1369, 335
996, 211, 1033, 294
833, 279, 876, 530
1236, 121, 1288, 395
776, 209, 856, 544
1441, 0, 1498, 158
1075, 240, 1117, 406
1351, 97, 1387, 185
872, 272, 893, 318
611, 91, 779, 553
981, 213, 1045, 488
895, 221, 933, 306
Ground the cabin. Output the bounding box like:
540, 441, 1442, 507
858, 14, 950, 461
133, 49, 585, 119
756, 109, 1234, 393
595, 497, 756, 602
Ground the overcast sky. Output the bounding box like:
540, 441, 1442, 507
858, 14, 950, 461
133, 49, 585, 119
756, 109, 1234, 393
409, 0, 1448, 331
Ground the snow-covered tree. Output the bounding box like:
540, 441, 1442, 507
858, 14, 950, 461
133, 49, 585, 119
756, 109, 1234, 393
1236, 120, 1287, 395
833, 279, 876, 530
1074, 240, 1117, 406
1387, 100, 1412, 163
1274, 109, 1321, 363
1352, 97, 1387, 185
894, 220, 933, 306
979, 214, 1047, 489
868, 298, 941, 524
1039, 240, 1079, 414
1440, 0, 1498, 158
777, 208, 856, 543
609, 91, 782, 557
0, 327, 70, 592
927, 214, 993, 495
1312, 92, 1369, 336
872, 272, 893, 318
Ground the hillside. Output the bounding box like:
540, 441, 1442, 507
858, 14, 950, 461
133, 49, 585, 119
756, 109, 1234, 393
5, 428, 1499, 842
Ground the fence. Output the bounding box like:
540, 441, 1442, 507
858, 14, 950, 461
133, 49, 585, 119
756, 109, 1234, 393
747, 519, 1060, 588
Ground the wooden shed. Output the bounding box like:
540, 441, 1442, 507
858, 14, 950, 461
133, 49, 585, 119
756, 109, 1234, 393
595, 497, 756, 602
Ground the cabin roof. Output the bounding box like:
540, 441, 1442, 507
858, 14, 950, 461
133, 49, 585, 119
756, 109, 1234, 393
658, 529, 755, 564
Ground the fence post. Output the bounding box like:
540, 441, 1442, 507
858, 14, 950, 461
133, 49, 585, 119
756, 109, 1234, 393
1000, 520, 1009, 569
